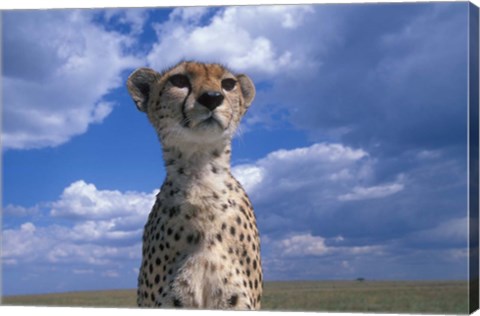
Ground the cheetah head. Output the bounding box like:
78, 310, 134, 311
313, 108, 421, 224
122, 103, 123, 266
127, 61, 255, 149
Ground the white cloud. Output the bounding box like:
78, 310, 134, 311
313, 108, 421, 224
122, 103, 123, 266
147, 5, 316, 77
265, 143, 368, 163
69, 220, 143, 242
260, 231, 387, 280
337, 182, 405, 201
232, 142, 372, 202
3, 10, 143, 150
45, 242, 140, 265
50, 180, 157, 220
344, 245, 385, 255
102, 8, 150, 35
3, 222, 48, 264
2, 180, 156, 266
271, 232, 384, 258
231, 164, 264, 193
169, 7, 210, 23
280, 233, 328, 256
2, 221, 143, 266
3, 204, 39, 217
230, 142, 407, 277
233, 140, 405, 204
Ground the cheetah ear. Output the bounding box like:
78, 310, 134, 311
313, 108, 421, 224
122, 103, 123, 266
127, 67, 159, 112
236, 74, 255, 107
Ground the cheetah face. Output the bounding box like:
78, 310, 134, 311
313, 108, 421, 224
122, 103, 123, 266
127, 61, 255, 147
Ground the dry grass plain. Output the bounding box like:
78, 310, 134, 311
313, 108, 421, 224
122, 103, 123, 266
2, 280, 469, 314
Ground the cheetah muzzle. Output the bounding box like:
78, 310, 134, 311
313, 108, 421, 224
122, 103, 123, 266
127, 61, 263, 310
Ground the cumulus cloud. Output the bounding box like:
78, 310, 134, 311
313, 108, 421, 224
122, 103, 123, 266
231, 143, 409, 240
3, 204, 39, 217
50, 180, 157, 220
280, 233, 328, 256
2, 219, 141, 266
2, 10, 143, 150
144, 3, 466, 161
2, 4, 470, 293
135, 3, 467, 173
337, 181, 404, 201
2, 140, 469, 285
2, 223, 41, 264
229, 140, 467, 281
147, 5, 317, 77
2, 180, 157, 266
274, 232, 384, 257
101, 8, 150, 35
231, 164, 265, 193
232, 142, 372, 202
269, 3, 468, 156
261, 232, 387, 280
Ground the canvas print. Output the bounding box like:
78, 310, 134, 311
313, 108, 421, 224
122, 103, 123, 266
1, 2, 479, 314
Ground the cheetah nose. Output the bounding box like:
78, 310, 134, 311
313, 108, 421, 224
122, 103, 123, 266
197, 91, 224, 111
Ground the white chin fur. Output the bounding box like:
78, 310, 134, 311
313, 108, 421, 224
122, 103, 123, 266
163, 122, 234, 151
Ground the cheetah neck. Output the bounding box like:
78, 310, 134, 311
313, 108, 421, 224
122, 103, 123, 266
162, 141, 233, 186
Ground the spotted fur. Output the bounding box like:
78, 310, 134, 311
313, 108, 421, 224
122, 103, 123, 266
127, 61, 262, 310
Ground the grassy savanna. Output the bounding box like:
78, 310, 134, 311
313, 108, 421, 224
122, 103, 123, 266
2, 280, 468, 314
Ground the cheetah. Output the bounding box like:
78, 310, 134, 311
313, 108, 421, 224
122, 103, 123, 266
126, 61, 262, 310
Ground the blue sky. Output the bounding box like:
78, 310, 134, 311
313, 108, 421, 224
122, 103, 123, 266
1, 2, 472, 295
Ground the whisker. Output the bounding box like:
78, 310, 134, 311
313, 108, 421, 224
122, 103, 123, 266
180, 117, 192, 126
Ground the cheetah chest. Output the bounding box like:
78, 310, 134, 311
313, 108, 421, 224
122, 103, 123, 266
138, 176, 262, 309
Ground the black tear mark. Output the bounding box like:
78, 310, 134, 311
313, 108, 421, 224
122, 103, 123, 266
228, 294, 238, 307
159, 85, 166, 97
181, 87, 192, 127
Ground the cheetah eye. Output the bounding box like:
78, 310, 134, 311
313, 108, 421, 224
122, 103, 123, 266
221, 78, 237, 91
169, 74, 190, 89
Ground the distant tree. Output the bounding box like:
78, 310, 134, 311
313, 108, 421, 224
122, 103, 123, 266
356, 277, 365, 282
